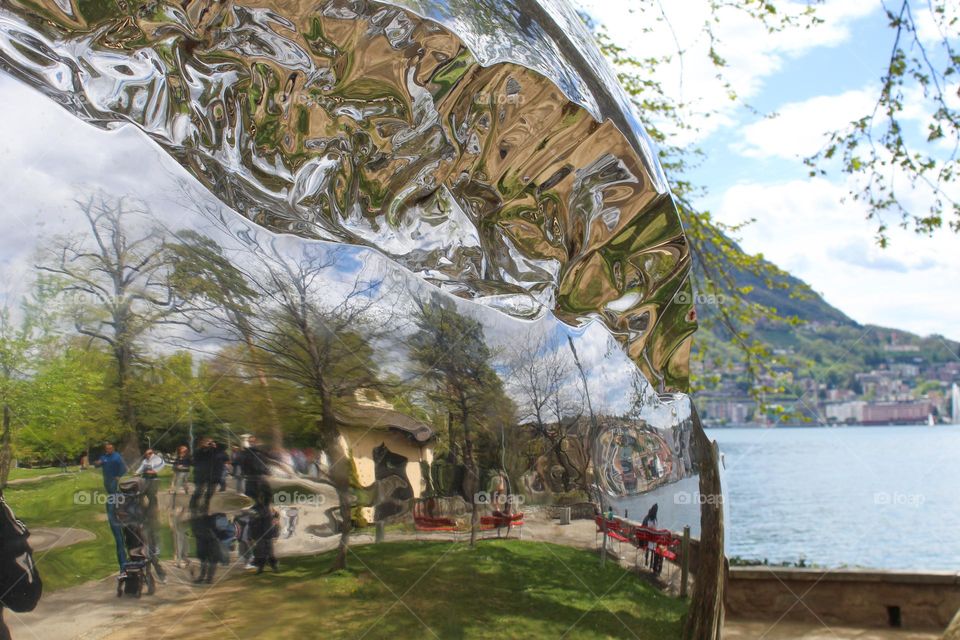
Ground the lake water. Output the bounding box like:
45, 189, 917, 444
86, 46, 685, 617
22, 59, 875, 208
709, 425, 960, 571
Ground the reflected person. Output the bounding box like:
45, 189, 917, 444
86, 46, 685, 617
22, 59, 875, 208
0, 492, 42, 640
170, 445, 192, 496
190, 437, 220, 512
251, 503, 279, 574
189, 509, 219, 584
239, 436, 272, 506
134, 448, 166, 581
92, 442, 127, 571
134, 448, 164, 516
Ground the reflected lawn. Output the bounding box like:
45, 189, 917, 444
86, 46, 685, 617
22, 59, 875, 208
139, 540, 687, 639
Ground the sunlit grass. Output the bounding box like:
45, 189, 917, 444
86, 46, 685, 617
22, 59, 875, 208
149, 540, 687, 639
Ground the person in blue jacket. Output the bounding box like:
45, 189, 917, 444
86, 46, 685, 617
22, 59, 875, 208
94, 442, 126, 493
93, 442, 128, 573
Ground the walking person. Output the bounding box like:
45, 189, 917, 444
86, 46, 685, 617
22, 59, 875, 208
190, 437, 218, 513
170, 445, 192, 496
134, 448, 166, 582
239, 436, 272, 506
250, 503, 279, 574
93, 442, 127, 573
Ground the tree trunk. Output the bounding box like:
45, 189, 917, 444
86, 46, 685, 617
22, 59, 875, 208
683, 405, 725, 640
240, 329, 283, 448
460, 397, 479, 548
0, 404, 12, 490
445, 410, 456, 464
567, 337, 602, 506
116, 345, 140, 463
321, 392, 352, 570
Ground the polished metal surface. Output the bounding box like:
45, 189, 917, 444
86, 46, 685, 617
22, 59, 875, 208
0, 0, 696, 391
0, 1, 716, 624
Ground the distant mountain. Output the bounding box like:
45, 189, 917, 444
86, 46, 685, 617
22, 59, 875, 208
691, 233, 960, 395
695, 234, 853, 326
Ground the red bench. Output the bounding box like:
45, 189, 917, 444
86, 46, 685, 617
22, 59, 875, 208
595, 516, 633, 556
414, 515, 458, 532
634, 526, 680, 573
480, 511, 524, 538
412, 502, 460, 538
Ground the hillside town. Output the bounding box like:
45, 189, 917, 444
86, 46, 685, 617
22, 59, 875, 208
697, 333, 960, 427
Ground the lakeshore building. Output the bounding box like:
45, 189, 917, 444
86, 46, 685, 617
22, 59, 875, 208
860, 401, 932, 425
821, 400, 932, 425
823, 401, 866, 424
702, 396, 942, 426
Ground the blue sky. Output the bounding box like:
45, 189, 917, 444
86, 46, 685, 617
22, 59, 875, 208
577, 0, 960, 340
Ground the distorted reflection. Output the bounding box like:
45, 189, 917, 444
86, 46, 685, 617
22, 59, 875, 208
0, 0, 696, 391
0, 0, 720, 634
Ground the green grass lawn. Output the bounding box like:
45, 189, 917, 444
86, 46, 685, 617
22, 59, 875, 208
5, 468, 175, 591
149, 540, 688, 639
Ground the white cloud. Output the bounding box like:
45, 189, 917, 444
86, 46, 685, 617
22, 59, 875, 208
913, 4, 960, 46
734, 88, 876, 159
715, 177, 960, 338
827, 238, 936, 272
575, 0, 879, 145
737, 80, 960, 165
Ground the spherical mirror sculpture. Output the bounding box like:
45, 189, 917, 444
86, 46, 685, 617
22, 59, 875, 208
0, 0, 723, 636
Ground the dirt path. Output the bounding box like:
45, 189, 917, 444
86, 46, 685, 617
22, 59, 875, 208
6, 473, 75, 486
29, 527, 96, 552
6, 562, 245, 640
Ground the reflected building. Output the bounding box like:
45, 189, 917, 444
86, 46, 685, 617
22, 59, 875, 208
336, 389, 435, 525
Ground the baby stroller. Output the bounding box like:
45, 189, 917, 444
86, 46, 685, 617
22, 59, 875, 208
233, 509, 255, 567
189, 511, 236, 583
115, 478, 157, 598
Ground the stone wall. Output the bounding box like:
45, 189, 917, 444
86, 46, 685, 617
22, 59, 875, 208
727, 567, 960, 631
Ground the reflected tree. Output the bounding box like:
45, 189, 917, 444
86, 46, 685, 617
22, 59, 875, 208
203, 239, 398, 570
0, 306, 35, 487
0, 279, 114, 484
505, 332, 585, 495
407, 298, 506, 547
168, 230, 284, 447
36, 195, 183, 459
